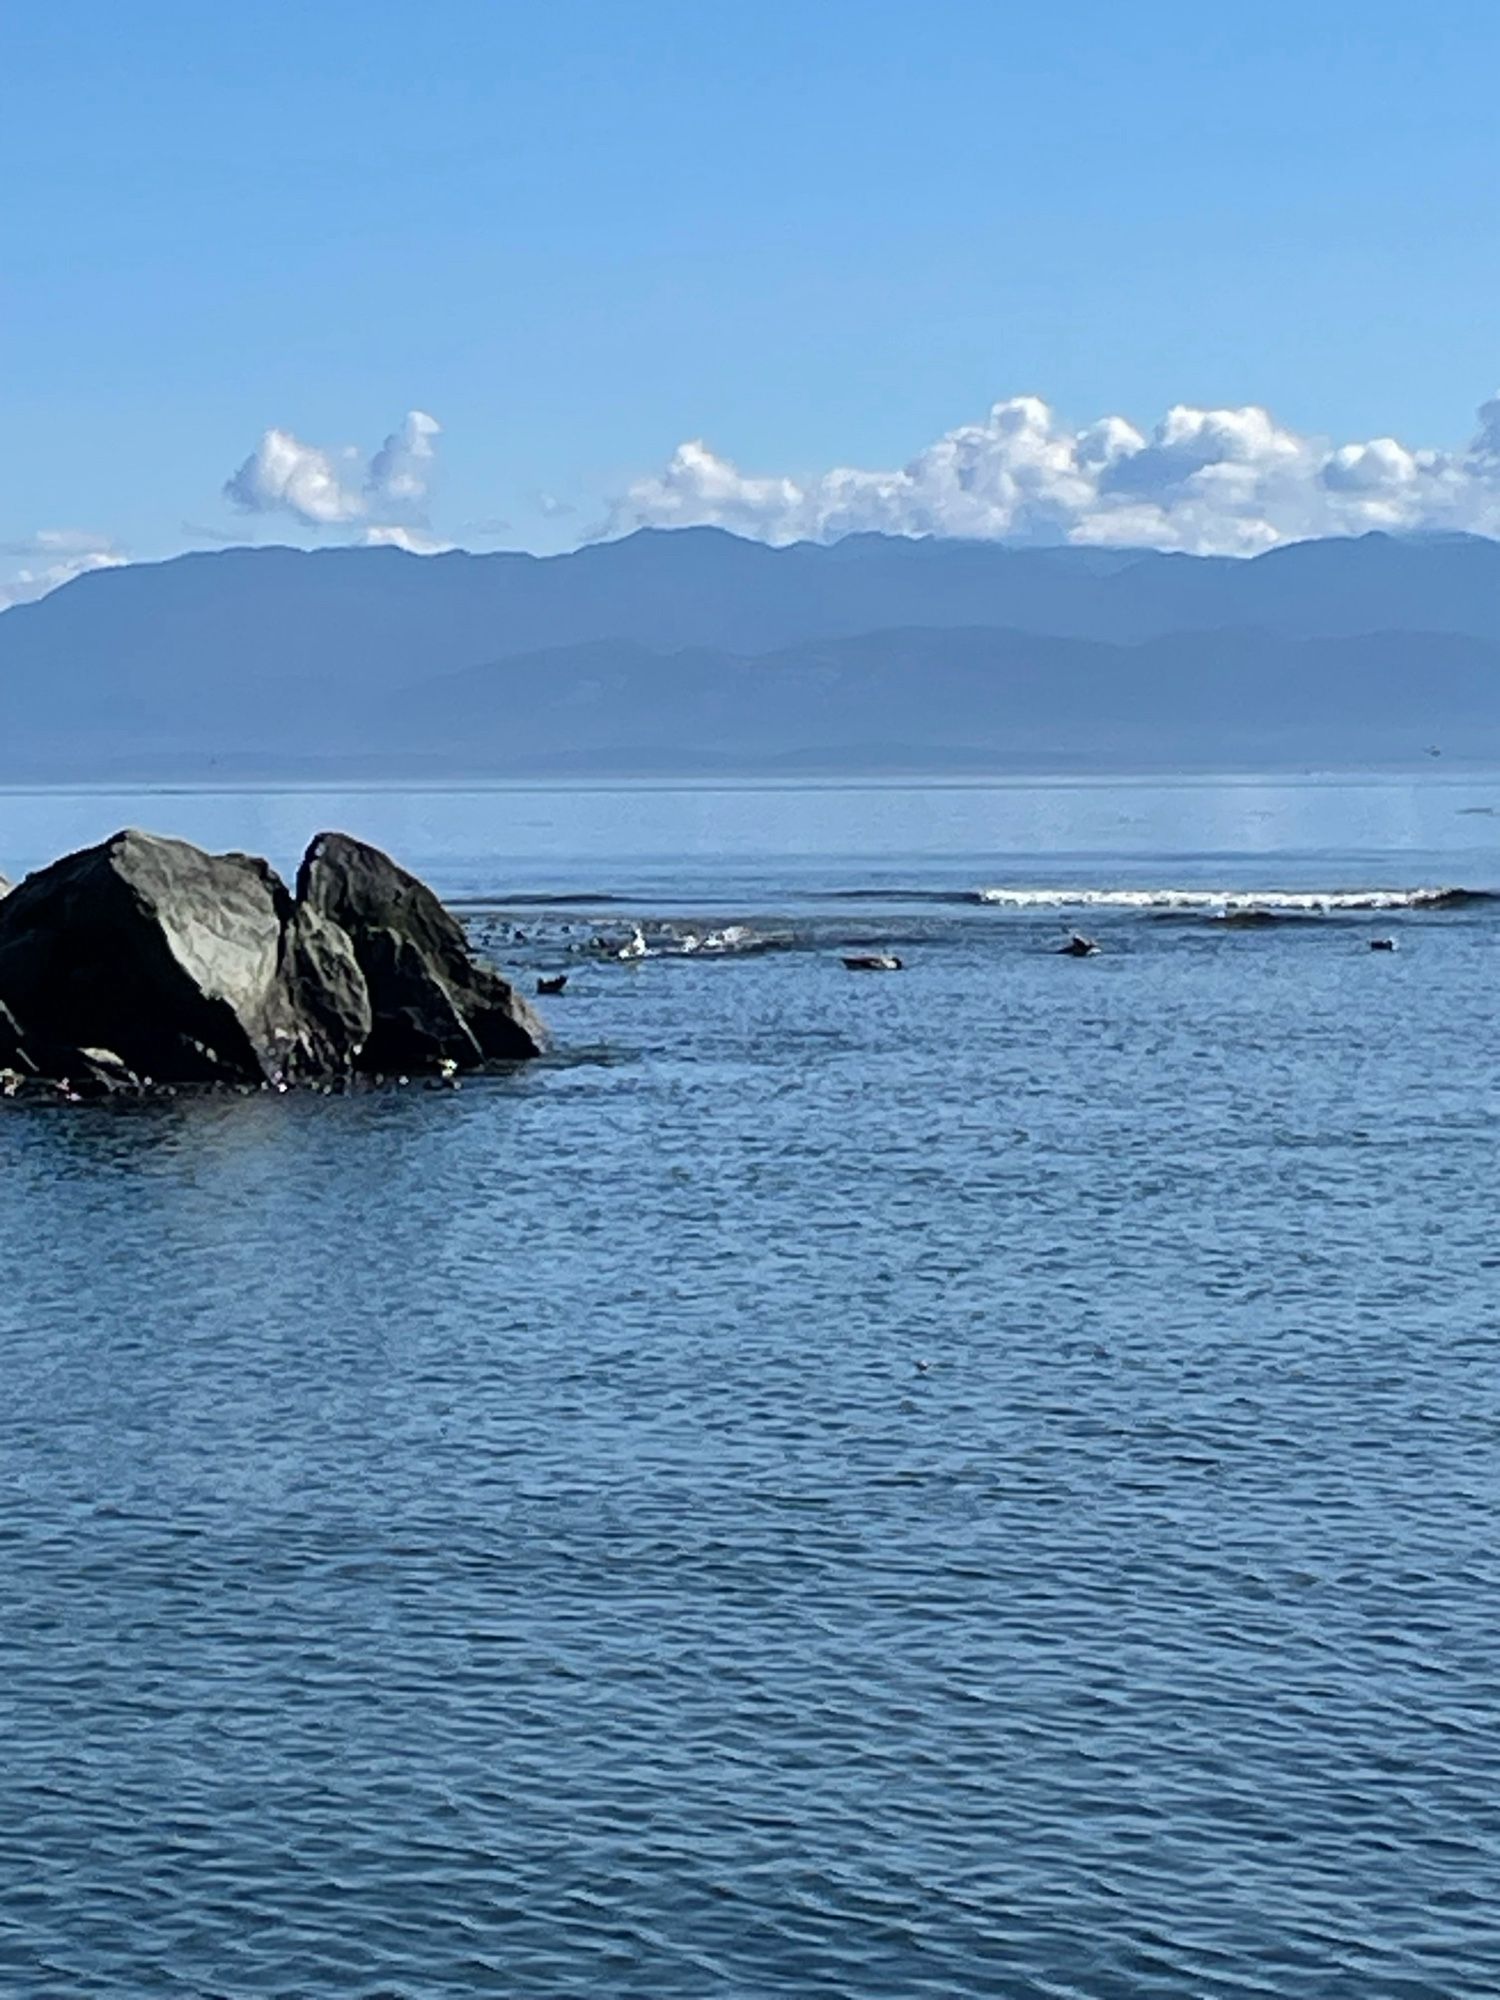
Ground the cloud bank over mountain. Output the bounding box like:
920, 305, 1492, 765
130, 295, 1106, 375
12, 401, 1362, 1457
223, 410, 442, 533
0, 531, 126, 611
12, 390, 1500, 612
612, 394, 1500, 556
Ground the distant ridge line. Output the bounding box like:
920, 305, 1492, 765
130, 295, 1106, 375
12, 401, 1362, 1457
6, 526, 1500, 777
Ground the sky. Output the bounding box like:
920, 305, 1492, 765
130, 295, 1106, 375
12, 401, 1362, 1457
3, 0, 1500, 604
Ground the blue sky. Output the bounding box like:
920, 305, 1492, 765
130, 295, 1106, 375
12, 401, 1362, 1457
3, 0, 1499, 594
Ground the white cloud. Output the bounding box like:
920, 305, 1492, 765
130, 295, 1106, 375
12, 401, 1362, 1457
611, 393, 1500, 555
361, 524, 451, 554
1320, 437, 1422, 493
366, 411, 441, 509
0, 532, 126, 611
224, 409, 440, 529
224, 428, 364, 525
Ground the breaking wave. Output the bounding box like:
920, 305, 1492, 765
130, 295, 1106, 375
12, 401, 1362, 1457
974, 886, 1493, 914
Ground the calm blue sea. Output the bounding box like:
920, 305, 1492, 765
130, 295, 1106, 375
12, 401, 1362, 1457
3, 776, 1500, 1999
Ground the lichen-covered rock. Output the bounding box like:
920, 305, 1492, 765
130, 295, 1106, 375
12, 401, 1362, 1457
297, 831, 544, 1070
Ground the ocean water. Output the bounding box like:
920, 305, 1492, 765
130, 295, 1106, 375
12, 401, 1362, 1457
3, 775, 1500, 1999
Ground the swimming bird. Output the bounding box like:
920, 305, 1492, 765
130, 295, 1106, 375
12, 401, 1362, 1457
843, 953, 903, 972
1059, 932, 1100, 957
537, 973, 568, 994
1369, 937, 1397, 951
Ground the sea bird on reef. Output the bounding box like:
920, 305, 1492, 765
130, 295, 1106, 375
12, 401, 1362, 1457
428, 1056, 461, 1092
537, 973, 568, 994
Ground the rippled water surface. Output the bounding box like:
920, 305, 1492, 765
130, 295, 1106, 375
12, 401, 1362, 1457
4, 777, 1500, 1998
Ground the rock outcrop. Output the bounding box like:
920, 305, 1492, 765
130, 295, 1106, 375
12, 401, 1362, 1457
298, 833, 544, 1069
0, 829, 543, 1095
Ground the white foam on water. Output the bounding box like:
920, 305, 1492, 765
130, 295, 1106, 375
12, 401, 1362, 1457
667, 922, 795, 956
974, 886, 1471, 913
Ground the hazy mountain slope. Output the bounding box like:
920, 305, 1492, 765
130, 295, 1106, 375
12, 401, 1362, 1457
0, 529, 1154, 742
1111, 530, 1500, 642
372, 626, 1500, 771
3, 527, 1500, 775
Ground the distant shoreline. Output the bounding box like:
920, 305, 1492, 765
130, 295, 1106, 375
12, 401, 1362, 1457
2, 757, 1497, 792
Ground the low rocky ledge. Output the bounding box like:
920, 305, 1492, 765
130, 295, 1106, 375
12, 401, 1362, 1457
0, 829, 544, 1100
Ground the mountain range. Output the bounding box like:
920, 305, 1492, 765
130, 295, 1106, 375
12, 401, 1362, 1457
4, 526, 1500, 777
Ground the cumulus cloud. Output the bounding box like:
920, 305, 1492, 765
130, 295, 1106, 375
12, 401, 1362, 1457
366, 411, 441, 510
224, 410, 441, 529
224, 428, 364, 525
0, 531, 126, 611
611, 394, 1500, 555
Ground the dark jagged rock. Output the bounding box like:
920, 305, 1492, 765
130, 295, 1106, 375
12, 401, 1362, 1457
297, 831, 544, 1069
0, 827, 543, 1093
68, 1048, 144, 1098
